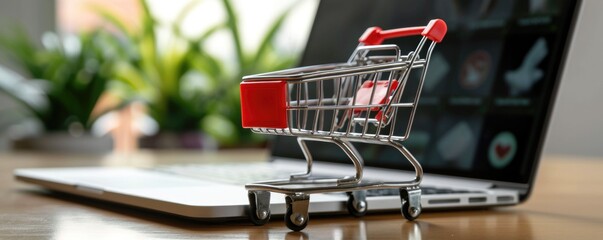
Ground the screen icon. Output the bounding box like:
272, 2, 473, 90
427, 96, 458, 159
459, 50, 491, 90
488, 131, 518, 168
504, 38, 548, 96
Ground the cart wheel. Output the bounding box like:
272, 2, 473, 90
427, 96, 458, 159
400, 188, 422, 221
346, 191, 367, 217
401, 200, 421, 221
285, 194, 310, 231
248, 191, 271, 226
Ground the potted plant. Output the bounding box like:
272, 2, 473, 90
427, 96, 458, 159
98, 0, 299, 148
0, 29, 121, 152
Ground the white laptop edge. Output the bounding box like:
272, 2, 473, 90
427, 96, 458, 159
14, 158, 519, 220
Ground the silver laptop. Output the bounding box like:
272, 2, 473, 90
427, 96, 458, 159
14, 0, 580, 221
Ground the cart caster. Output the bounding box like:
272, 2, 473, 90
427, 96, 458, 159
401, 201, 422, 221
285, 194, 310, 231
248, 191, 271, 226
346, 191, 367, 217
400, 188, 422, 221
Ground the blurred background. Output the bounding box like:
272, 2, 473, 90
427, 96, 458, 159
0, 0, 317, 152
0, 0, 601, 158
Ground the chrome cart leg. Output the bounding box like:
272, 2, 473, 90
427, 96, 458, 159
285, 193, 310, 231
293, 137, 365, 185
290, 138, 313, 180
399, 187, 422, 221
347, 190, 368, 217
332, 138, 364, 185
248, 190, 271, 225
389, 141, 423, 184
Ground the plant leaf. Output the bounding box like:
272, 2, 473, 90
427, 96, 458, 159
139, 0, 156, 38
0, 28, 41, 75
189, 23, 225, 48
88, 4, 132, 36
251, 3, 296, 72
173, 0, 203, 36
0, 65, 48, 116
220, 0, 245, 73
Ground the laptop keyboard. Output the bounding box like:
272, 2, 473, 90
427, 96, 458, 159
156, 163, 485, 195
155, 163, 292, 185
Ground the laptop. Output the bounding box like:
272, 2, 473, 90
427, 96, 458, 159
14, 0, 580, 221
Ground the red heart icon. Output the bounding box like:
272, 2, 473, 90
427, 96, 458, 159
495, 144, 511, 159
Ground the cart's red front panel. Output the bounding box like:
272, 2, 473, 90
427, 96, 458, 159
240, 80, 288, 129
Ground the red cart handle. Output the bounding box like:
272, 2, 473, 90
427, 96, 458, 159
359, 19, 447, 46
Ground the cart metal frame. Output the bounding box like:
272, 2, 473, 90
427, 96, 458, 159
240, 19, 447, 231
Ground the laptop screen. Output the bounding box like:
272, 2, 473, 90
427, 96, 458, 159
271, 0, 580, 184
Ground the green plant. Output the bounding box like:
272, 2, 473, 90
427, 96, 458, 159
0, 29, 120, 132
99, 0, 299, 146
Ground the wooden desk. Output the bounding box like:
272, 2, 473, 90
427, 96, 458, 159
1, 150, 602, 239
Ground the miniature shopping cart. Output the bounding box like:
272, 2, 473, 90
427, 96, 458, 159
240, 19, 447, 231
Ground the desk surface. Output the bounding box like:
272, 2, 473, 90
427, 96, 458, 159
1, 150, 602, 239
